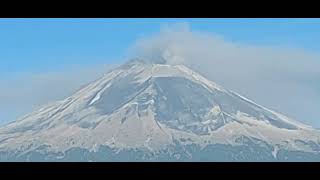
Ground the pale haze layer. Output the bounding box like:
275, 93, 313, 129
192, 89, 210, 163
0, 64, 117, 125
0, 22, 319, 128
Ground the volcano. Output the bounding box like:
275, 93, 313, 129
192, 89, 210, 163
0, 59, 319, 161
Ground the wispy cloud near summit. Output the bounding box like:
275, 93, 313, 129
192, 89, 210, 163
130, 23, 320, 127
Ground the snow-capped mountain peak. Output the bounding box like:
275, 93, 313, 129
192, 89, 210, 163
0, 59, 319, 161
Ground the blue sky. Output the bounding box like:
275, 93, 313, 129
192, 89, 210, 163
0, 18, 320, 127
1, 18, 320, 74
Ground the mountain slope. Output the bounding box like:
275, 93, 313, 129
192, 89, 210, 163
0, 59, 319, 161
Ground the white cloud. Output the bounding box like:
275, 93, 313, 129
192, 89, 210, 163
130, 23, 320, 127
